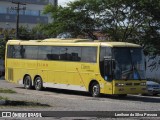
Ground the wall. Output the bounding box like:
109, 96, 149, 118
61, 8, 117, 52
146, 55, 160, 81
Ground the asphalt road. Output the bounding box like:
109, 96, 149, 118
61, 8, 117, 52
0, 78, 160, 119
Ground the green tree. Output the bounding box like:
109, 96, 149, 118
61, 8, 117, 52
43, 0, 160, 54
19, 25, 48, 40
0, 38, 6, 59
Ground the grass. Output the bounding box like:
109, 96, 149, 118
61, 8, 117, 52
0, 99, 50, 108
5, 100, 50, 107
0, 88, 50, 107
0, 88, 16, 93
0, 96, 8, 100
0, 95, 50, 107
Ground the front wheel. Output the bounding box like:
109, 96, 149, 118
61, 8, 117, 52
34, 77, 43, 91
90, 82, 100, 97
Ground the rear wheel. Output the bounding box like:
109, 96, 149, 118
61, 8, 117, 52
90, 82, 100, 97
34, 77, 43, 91
24, 75, 32, 89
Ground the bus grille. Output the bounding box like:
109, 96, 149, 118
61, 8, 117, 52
126, 83, 132, 86
8, 68, 13, 81
134, 83, 140, 86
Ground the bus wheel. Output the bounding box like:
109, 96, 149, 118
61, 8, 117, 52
91, 82, 100, 97
34, 77, 43, 91
24, 76, 32, 89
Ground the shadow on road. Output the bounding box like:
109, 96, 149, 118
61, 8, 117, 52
101, 94, 160, 103
16, 86, 91, 97
15, 86, 160, 103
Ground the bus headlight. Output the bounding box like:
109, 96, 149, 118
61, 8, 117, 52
115, 83, 125, 87
140, 82, 146, 86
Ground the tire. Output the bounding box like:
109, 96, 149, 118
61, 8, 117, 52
90, 82, 100, 97
24, 75, 32, 89
34, 77, 43, 91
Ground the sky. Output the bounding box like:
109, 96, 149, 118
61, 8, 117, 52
58, 0, 75, 6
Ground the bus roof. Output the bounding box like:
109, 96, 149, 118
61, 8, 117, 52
7, 39, 141, 47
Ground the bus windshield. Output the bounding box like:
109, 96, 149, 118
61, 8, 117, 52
113, 47, 145, 80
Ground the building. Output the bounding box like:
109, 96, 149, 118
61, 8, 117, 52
146, 55, 160, 81
0, 0, 57, 35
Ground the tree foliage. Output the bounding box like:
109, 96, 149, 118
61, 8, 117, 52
0, 38, 6, 59
18, 24, 48, 40
43, 0, 160, 54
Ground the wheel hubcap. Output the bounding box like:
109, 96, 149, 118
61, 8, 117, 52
36, 79, 41, 89
25, 78, 29, 87
93, 85, 99, 95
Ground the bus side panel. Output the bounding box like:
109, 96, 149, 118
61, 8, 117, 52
66, 62, 108, 92
37, 60, 49, 84
37, 61, 54, 84
5, 59, 20, 83
6, 59, 38, 84
53, 62, 67, 84
66, 62, 82, 85
40, 61, 67, 86
24, 60, 37, 83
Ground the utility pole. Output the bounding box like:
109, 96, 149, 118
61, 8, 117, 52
11, 0, 26, 39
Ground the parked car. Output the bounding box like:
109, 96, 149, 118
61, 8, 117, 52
143, 81, 160, 96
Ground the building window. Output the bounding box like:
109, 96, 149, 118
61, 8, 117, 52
19, 10, 24, 15
0, 7, 7, 14
31, 10, 39, 16
25, 10, 31, 15
6, 15, 10, 20
25, 10, 39, 16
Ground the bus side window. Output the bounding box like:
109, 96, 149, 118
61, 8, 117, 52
51, 47, 60, 60
67, 47, 81, 61
81, 47, 97, 63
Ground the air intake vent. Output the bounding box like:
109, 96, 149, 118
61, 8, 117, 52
8, 68, 13, 81
126, 83, 132, 86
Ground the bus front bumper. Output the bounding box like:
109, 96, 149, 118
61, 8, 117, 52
112, 80, 147, 95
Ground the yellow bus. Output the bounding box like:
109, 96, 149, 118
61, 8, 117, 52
5, 38, 146, 97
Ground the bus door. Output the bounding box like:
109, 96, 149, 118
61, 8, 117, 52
104, 57, 115, 94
